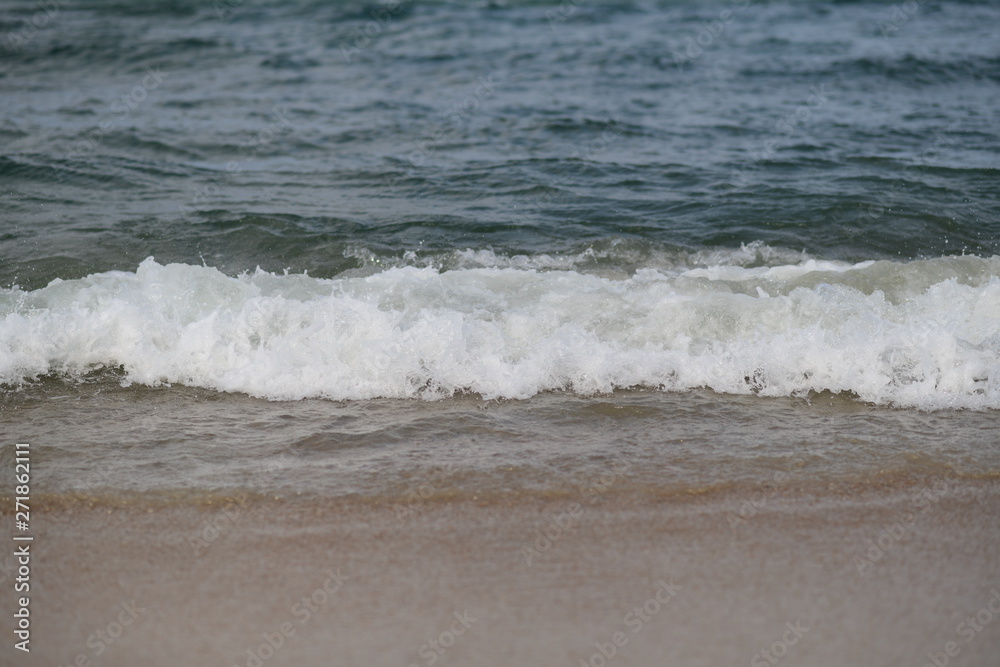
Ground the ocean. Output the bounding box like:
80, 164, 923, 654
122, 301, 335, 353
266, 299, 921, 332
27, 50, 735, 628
2, 0, 1000, 500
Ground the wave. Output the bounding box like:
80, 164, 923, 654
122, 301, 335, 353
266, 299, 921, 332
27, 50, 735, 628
2, 249, 999, 409
341, 240, 812, 277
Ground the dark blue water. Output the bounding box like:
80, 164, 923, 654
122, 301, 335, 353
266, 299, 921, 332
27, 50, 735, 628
3, 0, 998, 287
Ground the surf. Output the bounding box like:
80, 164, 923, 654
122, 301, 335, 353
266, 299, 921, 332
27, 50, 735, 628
2, 250, 998, 409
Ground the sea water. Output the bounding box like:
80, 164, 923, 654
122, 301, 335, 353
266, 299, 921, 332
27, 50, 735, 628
2, 0, 999, 500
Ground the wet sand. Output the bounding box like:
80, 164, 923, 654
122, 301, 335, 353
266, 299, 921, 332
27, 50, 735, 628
4, 478, 1000, 667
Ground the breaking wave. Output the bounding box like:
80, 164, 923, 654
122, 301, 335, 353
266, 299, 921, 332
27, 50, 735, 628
2, 248, 999, 409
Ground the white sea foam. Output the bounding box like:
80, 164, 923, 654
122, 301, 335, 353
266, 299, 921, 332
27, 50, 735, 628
341, 240, 812, 278
2, 252, 999, 409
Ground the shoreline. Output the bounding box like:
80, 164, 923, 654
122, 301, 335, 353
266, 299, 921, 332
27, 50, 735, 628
4, 477, 999, 666
14, 462, 997, 512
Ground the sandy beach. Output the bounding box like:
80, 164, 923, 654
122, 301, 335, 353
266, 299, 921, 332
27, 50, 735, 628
4, 0, 1000, 665
4, 477, 999, 667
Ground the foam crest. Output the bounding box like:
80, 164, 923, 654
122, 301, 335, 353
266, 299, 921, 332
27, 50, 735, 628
2, 255, 999, 409
342, 240, 812, 278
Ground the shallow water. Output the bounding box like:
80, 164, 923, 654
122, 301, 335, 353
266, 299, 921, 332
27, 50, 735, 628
4, 381, 997, 500
2, 0, 999, 497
